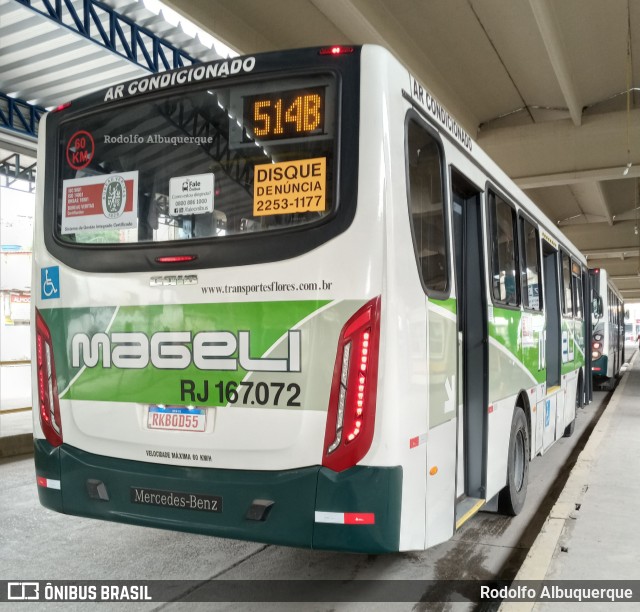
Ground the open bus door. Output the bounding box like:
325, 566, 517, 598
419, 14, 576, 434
451, 168, 488, 528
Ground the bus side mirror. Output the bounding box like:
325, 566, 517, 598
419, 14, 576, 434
592, 297, 602, 317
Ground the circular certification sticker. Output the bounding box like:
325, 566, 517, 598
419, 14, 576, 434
66, 130, 94, 170
102, 175, 127, 219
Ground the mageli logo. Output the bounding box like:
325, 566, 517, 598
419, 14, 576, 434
71, 329, 302, 373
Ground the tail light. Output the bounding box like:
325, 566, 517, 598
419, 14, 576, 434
35, 309, 63, 447
592, 334, 603, 360
322, 297, 381, 472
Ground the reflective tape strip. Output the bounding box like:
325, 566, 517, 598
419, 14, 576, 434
344, 513, 375, 525
36, 476, 61, 490
409, 433, 427, 448
315, 511, 375, 525
315, 511, 344, 524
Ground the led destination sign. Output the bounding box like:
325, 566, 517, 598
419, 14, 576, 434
243, 87, 325, 141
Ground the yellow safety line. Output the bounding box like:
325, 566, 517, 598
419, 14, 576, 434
455, 498, 485, 530
0, 407, 32, 414
0, 360, 31, 367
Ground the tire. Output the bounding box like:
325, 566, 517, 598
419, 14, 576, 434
601, 377, 616, 392
499, 406, 529, 516
576, 372, 584, 409
563, 418, 576, 437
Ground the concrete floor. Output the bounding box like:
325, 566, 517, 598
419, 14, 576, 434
0, 387, 612, 611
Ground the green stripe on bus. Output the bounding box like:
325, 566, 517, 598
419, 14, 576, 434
41, 300, 330, 406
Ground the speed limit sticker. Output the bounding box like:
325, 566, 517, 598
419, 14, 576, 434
66, 130, 95, 170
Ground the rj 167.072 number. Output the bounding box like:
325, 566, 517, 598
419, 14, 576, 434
180, 379, 301, 407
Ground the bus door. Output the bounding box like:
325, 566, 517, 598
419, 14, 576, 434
541, 240, 561, 448
451, 168, 488, 526
583, 267, 593, 405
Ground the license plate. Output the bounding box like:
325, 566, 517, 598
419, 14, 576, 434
147, 405, 206, 432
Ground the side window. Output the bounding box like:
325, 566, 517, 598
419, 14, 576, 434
489, 191, 519, 306
406, 119, 448, 295
519, 217, 541, 310
561, 251, 573, 316
572, 261, 583, 319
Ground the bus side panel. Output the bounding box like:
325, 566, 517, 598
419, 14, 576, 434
424, 301, 457, 548
523, 311, 546, 459
559, 371, 577, 438
425, 419, 456, 547
485, 394, 517, 501
485, 306, 537, 501
359, 46, 431, 551
557, 315, 575, 433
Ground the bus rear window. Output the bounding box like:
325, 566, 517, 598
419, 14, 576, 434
56, 75, 337, 245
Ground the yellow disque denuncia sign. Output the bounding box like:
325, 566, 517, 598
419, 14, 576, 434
253, 157, 326, 216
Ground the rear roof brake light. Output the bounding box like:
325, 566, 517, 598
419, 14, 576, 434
319, 46, 355, 56
155, 255, 197, 264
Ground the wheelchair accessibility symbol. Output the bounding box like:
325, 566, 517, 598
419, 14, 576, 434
41, 266, 60, 300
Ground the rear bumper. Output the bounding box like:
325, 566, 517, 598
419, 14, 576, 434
591, 355, 609, 378
34, 439, 402, 553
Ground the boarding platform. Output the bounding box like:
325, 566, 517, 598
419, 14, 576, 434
502, 349, 640, 610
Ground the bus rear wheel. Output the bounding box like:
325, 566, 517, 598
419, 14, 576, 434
499, 406, 529, 516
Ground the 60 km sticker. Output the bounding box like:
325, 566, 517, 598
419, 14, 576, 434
253, 157, 326, 216
66, 130, 95, 170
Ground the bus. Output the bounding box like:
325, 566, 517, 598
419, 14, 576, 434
624, 318, 637, 349
32, 45, 590, 553
590, 268, 624, 389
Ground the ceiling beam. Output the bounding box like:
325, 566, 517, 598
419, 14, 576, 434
515, 165, 640, 189
582, 247, 639, 260
310, 0, 477, 133
0, 128, 37, 157
562, 219, 637, 244
619, 289, 640, 301
593, 181, 614, 226
479, 108, 640, 183
528, 0, 582, 126
161, 0, 273, 53
580, 181, 615, 226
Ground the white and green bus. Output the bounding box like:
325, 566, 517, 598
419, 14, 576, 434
32, 45, 590, 553
590, 268, 625, 389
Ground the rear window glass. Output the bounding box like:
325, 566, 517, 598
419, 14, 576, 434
57, 75, 337, 245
